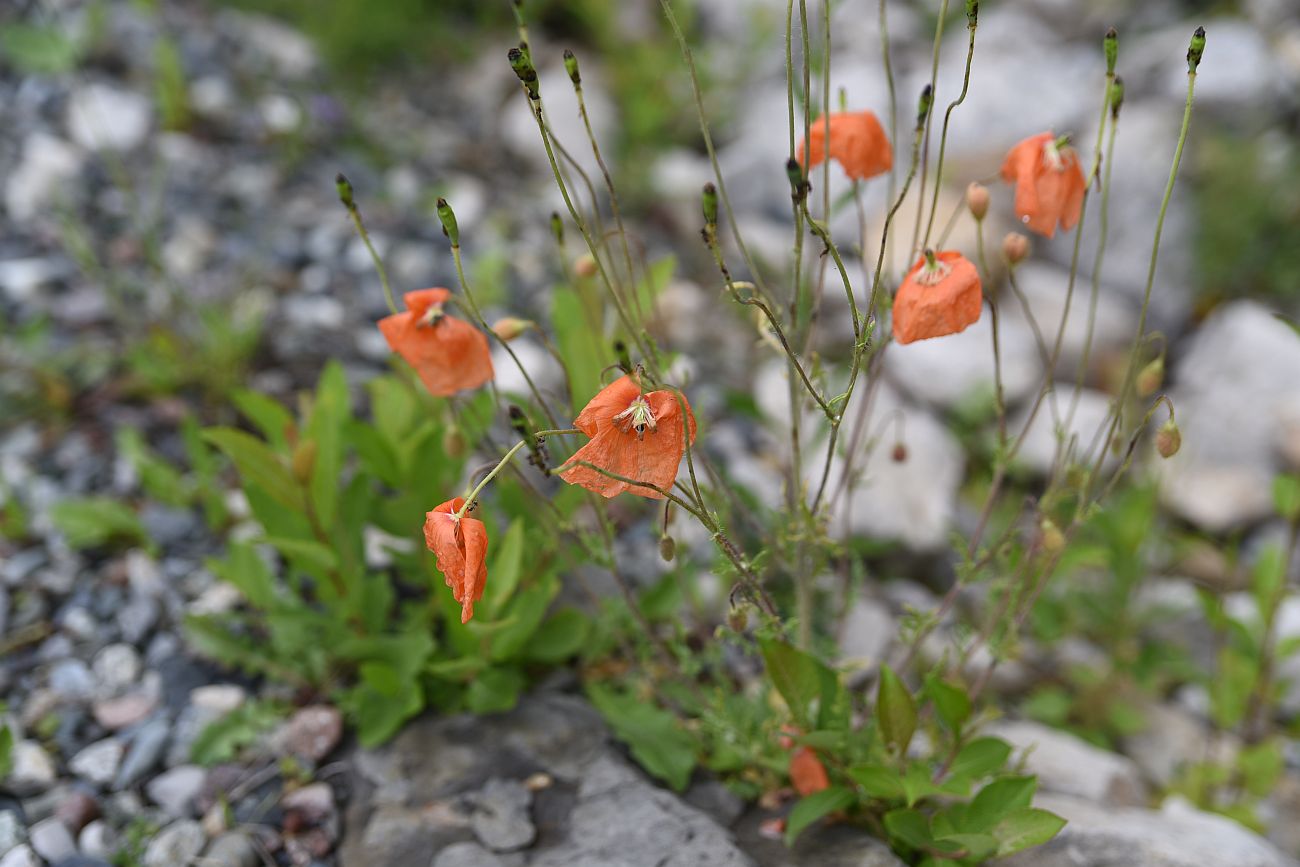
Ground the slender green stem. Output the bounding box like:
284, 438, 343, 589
879, 0, 898, 276
572, 77, 639, 305
344, 209, 397, 316
457, 428, 579, 518
922, 16, 977, 249
909, 0, 950, 261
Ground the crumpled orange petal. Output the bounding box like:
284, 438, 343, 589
892, 251, 983, 345
789, 746, 831, 796
558, 375, 697, 500
424, 497, 488, 623
1000, 132, 1087, 238
378, 288, 494, 397
797, 111, 893, 181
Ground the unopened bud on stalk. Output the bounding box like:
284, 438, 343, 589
436, 198, 459, 246
1104, 27, 1118, 75
702, 182, 718, 227
507, 46, 540, 100
613, 339, 632, 373
1156, 418, 1181, 458
659, 535, 676, 562
1136, 356, 1164, 396
966, 182, 989, 220
562, 48, 580, 85
574, 253, 598, 278
492, 317, 533, 342
916, 85, 933, 129
727, 605, 749, 633
550, 212, 564, 245
335, 172, 354, 210
785, 158, 807, 203
1002, 232, 1030, 264
291, 439, 317, 483
1187, 26, 1206, 73
891, 442, 908, 463
1109, 76, 1125, 120
1039, 517, 1065, 554
965, 0, 978, 26
443, 426, 466, 458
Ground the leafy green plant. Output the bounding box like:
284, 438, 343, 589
50, 497, 154, 553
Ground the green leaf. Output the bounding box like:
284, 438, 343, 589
900, 762, 938, 807
947, 737, 1012, 783
0, 723, 13, 779
876, 665, 917, 755
190, 700, 286, 765
483, 519, 525, 614
632, 255, 676, 317
523, 608, 591, 663
466, 666, 525, 714
925, 675, 972, 732
49, 497, 149, 551
206, 543, 275, 609
784, 785, 855, 845
368, 375, 418, 450
759, 639, 841, 731
263, 536, 339, 576
884, 808, 933, 851
203, 428, 302, 511
992, 808, 1066, 856
552, 286, 606, 408
0, 24, 80, 75
1210, 646, 1256, 730
306, 362, 349, 529
849, 764, 905, 801
116, 428, 190, 506
935, 832, 998, 860
965, 776, 1037, 833
1273, 474, 1300, 520
588, 684, 696, 791
347, 420, 402, 487
231, 389, 295, 451
1239, 738, 1285, 797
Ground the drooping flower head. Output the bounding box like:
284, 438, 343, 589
379, 288, 494, 397
424, 497, 488, 624
892, 250, 982, 345
558, 374, 697, 500
796, 111, 893, 181
789, 746, 831, 796
1000, 131, 1086, 238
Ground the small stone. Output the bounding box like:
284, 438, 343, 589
91, 644, 142, 696
190, 685, 247, 714
78, 820, 115, 859
28, 817, 76, 863
66, 84, 151, 152
0, 844, 38, 867
6, 741, 56, 795
141, 819, 206, 867
0, 810, 25, 854
146, 766, 207, 818
3, 134, 82, 225
203, 832, 259, 867
70, 740, 125, 787
117, 595, 159, 645
49, 660, 96, 702
469, 779, 535, 853
93, 693, 158, 731
280, 782, 335, 825
431, 842, 509, 867
989, 720, 1146, 806
280, 706, 342, 763
113, 716, 171, 790
59, 607, 98, 642
54, 790, 100, 833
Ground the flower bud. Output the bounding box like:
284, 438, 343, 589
702, 182, 718, 227
966, 182, 989, 221
491, 317, 532, 342
1039, 517, 1065, 554
574, 253, 598, 278
549, 212, 564, 245
507, 46, 540, 100
891, 442, 908, 463
916, 85, 933, 129
727, 605, 749, 633
1002, 232, 1030, 264
1136, 356, 1164, 397
562, 48, 580, 86
443, 426, 466, 458
1104, 27, 1118, 75
436, 198, 459, 247
1109, 76, 1125, 120
335, 172, 354, 210
1156, 418, 1181, 459
965, 0, 978, 26
659, 535, 676, 562
291, 439, 317, 483
1187, 26, 1206, 73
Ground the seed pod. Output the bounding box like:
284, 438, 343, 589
891, 442, 908, 463
492, 317, 532, 342
291, 439, 317, 483
574, 254, 598, 278
1002, 232, 1030, 264
659, 535, 676, 562
1136, 357, 1164, 397
727, 605, 749, 633
1156, 419, 1181, 458
966, 182, 989, 221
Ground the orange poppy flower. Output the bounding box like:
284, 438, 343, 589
423, 497, 488, 624
999, 131, 1087, 238
789, 746, 831, 796
892, 250, 982, 345
378, 288, 494, 397
557, 374, 697, 500
796, 111, 892, 181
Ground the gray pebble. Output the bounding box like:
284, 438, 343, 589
469, 779, 535, 852
142, 819, 206, 867
113, 716, 171, 790
28, 817, 76, 863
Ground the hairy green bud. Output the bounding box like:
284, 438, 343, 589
702, 182, 718, 227
508, 46, 540, 100
436, 197, 460, 247
1103, 27, 1118, 75
335, 172, 354, 210
563, 48, 580, 86
1187, 26, 1205, 73
1109, 76, 1125, 120
916, 85, 933, 129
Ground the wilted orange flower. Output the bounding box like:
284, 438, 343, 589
378, 288, 494, 397
892, 250, 982, 345
558, 374, 696, 500
789, 746, 831, 796
796, 111, 892, 181
424, 497, 488, 624
1000, 131, 1086, 238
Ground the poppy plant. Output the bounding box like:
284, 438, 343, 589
796, 111, 892, 181
892, 250, 983, 345
1000, 131, 1087, 238
424, 497, 488, 624
378, 288, 494, 397
558, 374, 696, 499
